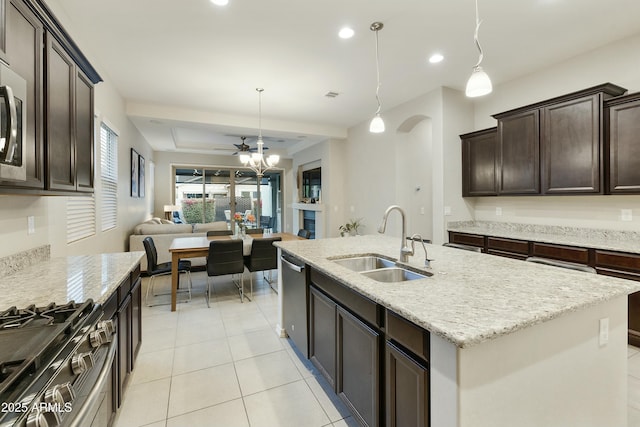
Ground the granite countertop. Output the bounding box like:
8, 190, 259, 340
0, 252, 144, 309
275, 235, 640, 348
447, 220, 640, 254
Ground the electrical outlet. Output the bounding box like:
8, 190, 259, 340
621, 209, 633, 221
599, 318, 609, 346
496, 207, 502, 216
444, 206, 452, 216
27, 216, 35, 235
350, 205, 355, 213
420, 206, 425, 215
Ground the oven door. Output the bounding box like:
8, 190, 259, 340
65, 332, 117, 427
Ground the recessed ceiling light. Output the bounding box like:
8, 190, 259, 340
338, 27, 355, 39
429, 53, 444, 64
210, 0, 229, 5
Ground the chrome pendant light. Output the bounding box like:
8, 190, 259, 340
465, 0, 492, 97
369, 22, 385, 133
239, 88, 279, 177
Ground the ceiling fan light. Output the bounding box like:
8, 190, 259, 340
369, 114, 385, 133
465, 66, 492, 97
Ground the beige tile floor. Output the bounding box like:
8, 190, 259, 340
114, 272, 640, 427
113, 272, 358, 427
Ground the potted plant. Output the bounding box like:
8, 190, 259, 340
339, 218, 363, 237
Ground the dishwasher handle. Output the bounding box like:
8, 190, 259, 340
281, 256, 304, 273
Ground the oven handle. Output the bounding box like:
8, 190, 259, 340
67, 332, 117, 427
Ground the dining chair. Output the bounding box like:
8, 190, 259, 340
206, 240, 246, 305
244, 236, 282, 295
142, 236, 192, 306
297, 229, 311, 239
207, 229, 233, 237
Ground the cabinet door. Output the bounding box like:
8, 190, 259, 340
130, 278, 142, 369
542, 94, 602, 194
46, 34, 76, 191
386, 342, 429, 427
497, 109, 540, 194
74, 69, 93, 192
309, 286, 336, 389
4, 0, 44, 189
461, 128, 497, 196
117, 294, 131, 407
607, 95, 640, 194
337, 306, 380, 427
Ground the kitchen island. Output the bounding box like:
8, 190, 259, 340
275, 235, 639, 427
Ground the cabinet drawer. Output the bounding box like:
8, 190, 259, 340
385, 310, 429, 362
487, 237, 529, 254
311, 268, 381, 328
449, 232, 485, 249
531, 242, 589, 264
595, 250, 640, 273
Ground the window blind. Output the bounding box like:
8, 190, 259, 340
100, 122, 118, 231
67, 196, 96, 243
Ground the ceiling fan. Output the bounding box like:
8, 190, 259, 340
232, 136, 269, 156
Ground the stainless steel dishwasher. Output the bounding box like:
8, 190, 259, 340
281, 253, 308, 357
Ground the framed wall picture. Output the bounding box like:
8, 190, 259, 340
131, 148, 139, 198
138, 155, 145, 198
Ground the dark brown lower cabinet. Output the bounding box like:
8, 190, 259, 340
337, 306, 380, 427
309, 286, 336, 388
386, 342, 429, 427
486, 237, 529, 260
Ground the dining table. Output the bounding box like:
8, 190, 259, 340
168, 232, 303, 311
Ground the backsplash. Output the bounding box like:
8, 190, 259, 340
0, 245, 50, 279
447, 220, 640, 242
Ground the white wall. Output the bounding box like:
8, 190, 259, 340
467, 33, 640, 231
344, 87, 474, 244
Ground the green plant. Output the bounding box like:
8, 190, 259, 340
339, 218, 363, 236
181, 199, 215, 224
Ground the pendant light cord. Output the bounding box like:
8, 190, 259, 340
473, 0, 484, 69
256, 88, 264, 148
374, 27, 382, 115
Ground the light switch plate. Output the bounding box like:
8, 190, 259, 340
444, 206, 452, 216
621, 209, 633, 221
599, 317, 609, 346
27, 216, 35, 235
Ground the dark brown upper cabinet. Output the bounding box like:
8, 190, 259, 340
496, 109, 540, 194
460, 128, 497, 197
606, 92, 640, 194
0, 0, 100, 195
485, 83, 627, 197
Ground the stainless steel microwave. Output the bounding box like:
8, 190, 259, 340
0, 63, 27, 181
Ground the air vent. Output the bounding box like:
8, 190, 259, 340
325, 91, 339, 98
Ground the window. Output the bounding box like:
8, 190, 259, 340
100, 123, 118, 231
66, 196, 96, 243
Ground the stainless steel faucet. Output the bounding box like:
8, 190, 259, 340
410, 234, 432, 269
378, 205, 413, 262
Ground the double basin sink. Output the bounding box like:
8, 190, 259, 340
331, 255, 431, 283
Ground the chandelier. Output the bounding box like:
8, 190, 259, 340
239, 88, 280, 177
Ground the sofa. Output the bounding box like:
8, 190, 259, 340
129, 218, 228, 272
